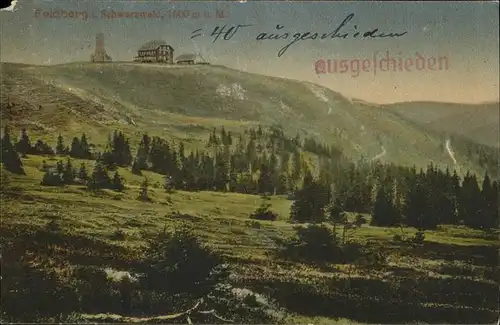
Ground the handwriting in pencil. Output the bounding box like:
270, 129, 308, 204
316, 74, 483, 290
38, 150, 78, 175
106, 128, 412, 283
191, 24, 253, 42
190, 13, 408, 57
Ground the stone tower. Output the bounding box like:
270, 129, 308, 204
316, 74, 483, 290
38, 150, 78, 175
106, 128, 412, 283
91, 33, 112, 62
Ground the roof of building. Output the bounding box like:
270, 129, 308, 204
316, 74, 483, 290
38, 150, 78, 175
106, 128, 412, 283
138, 40, 170, 51
176, 54, 198, 61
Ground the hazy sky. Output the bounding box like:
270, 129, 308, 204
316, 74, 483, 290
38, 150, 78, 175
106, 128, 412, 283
1, 0, 499, 104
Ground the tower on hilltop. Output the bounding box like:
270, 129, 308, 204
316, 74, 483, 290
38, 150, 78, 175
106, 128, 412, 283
90, 33, 112, 63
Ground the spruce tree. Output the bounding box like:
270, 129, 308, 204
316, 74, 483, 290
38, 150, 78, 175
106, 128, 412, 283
56, 160, 65, 175
291, 150, 302, 181
213, 152, 229, 191
250, 196, 278, 221
372, 184, 399, 227
490, 180, 499, 229
78, 163, 88, 183
328, 198, 346, 235
480, 172, 496, 229
138, 177, 151, 201
62, 158, 75, 184
88, 161, 110, 190
80, 133, 91, 159
69, 137, 81, 158
56, 134, 66, 155
1, 127, 25, 174
220, 126, 227, 146
33, 139, 54, 155
111, 171, 125, 191
257, 163, 273, 195
461, 172, 483, 229
107, 130, 133, 167
246, 139, 256, 173
135, 134, 151, 170
404, 174, 438, 230
16, 128, 32, 155
449, 170, 462, 224
290, 171, 327, 223
41, 168, 63, 186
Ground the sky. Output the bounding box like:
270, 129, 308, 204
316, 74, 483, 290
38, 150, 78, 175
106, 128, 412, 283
1, 0, 499, 104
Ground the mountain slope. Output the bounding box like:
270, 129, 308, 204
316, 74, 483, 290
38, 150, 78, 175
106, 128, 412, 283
385, 101, 499, 148
0, 62, 492, 176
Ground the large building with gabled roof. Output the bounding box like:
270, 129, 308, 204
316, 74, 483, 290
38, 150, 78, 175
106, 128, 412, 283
133, 40, 174, 64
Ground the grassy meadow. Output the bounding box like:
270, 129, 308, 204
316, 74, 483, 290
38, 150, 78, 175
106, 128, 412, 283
1, 154, 498, 324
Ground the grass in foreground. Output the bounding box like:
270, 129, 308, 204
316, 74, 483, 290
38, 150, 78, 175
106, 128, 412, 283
1, 156, 498, 324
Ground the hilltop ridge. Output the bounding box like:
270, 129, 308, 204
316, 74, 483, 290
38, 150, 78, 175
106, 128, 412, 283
1, 61, 497, 177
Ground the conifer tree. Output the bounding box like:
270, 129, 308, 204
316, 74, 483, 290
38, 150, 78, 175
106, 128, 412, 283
164, 175, 174, 192
135, 133, 151, 170
41, 167, 63, 186
460, 172, 483, 229
372, 184, 399, 227
246, 139, 256, 173
214, 152, 229, 191
479, 172, 496, 229
290, 171, 327, 223
111, 171, 125, 191
78, 163, 88, 183
1, 127, 25, 174
80, 133, 91, 159
138, 177, 151, 201
291, 150, 302, 181
88, 161, 110, 190
490, 180, 499, 228
250, 196, 278, 221
69, 137, 81, 158
220, 126, 227, 146
328, 197, 346, 235
56, 160, 65, 175
16, 128, 32, 155
257, 163, 273, 195
56, 134, 66, 155
449, 170, 462, 223
62, 158, 75, 184
404, 174, 438, 229
33, 139, 54, 155
105, 130, 133, 167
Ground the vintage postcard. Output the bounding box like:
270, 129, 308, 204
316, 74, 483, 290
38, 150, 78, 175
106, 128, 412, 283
0, 0, 498, 324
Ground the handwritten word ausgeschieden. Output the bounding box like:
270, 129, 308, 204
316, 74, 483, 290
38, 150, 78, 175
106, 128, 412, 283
190, 13, 408, 57
315, 51, 450, 77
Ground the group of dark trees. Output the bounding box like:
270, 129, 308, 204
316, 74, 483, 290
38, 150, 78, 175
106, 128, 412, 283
290, 162, 498, 230
0, 127, 96, 175
2, 125, 498, 230
40, 158, 125, 192
370, 166, 498, 230
121, 125, 345, 196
